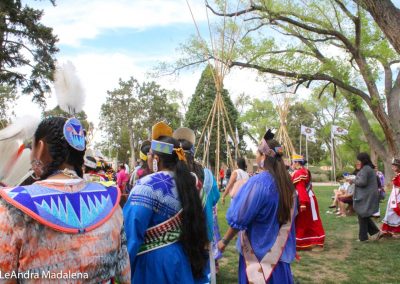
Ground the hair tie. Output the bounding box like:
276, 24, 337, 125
174, 148, 187, 161
266, 149, 276, 158
140, 151, 148, 161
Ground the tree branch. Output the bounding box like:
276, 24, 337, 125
334, 0, 357, 22
161, 58, 210, 76
230, 60, 371, 103
389, 59, 400, 66
317, 82, 332, 99
205, 2, 255, 17
355, 0, 400, 54
4, 39, 36, 57
240, 23, 265, 40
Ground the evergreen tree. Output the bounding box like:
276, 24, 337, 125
0, 0, 58, 104
185, 65, 244, 167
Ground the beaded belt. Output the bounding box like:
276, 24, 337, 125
137, 210, 183, 255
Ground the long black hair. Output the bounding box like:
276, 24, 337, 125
153, 136, 208, 278
260, 139, 295, 225
140, 143, 151, 171
357, 152, 375, 169
34, 117, 85, 179
178, 139, 204, 182
237, 157, 247, 171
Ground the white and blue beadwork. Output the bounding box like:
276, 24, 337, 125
2, 182, 119, 232
63, 118, 85, 151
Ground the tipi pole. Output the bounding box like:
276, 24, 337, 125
196, 98, 217, 157
299, 132, 302, 155
305, 135, 308, 168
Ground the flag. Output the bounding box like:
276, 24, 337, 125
332, 125, 348, 135
307, 135, 317, 143
301, 125, 316, 136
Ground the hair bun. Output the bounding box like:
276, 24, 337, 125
264, 129, 275, 141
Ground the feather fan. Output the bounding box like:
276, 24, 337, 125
54, 61, 85, 114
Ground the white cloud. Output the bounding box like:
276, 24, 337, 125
35, 0, 207, 46
13, 0, 283, 151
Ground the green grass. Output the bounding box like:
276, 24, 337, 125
216, 186, 400, 284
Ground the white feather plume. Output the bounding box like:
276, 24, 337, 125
54, 61, 85, 114
0, 116, 40, 181
0, 115, 40, 142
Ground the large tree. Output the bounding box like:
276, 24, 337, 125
0, 0, 58, 104
185, 65, 244, 167
203, 0, 400, 176
100, 77, 181, 165
355, 0, 400, 54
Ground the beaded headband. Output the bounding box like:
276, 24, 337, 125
151, 140, 186, 161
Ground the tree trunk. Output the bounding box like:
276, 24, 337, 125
128, 127, 135, 171
383, 159, 394, 186
349, 100, 395, 181
0, 2, 6, 70
357, 0, 400, 54
370, 149, 378, 166
370, 103, 400, 156
386, 71, 400, 142
351, 105, 388, 159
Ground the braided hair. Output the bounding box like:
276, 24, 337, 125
34, 117, 85, 179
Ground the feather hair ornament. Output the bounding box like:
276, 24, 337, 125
264, 129, 275, 141
0, 115, 40, 184
54, 61, 85, 115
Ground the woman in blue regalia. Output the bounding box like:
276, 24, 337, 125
218, 130, 297, 284
123, 122, 208, 283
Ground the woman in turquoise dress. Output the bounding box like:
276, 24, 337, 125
123, 125, 208, 283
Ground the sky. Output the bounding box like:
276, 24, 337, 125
15, 0, 400, 147
16, 0, 271, 145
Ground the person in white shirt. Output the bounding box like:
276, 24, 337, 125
221, 158, 249, 204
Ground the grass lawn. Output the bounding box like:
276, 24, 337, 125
216, 186, 400, 284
